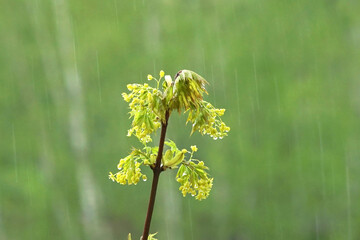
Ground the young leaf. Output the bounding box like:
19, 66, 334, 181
162, 149, 173, 166
164, 150, 186, 168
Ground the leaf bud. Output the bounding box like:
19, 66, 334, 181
164, 151, 185, 168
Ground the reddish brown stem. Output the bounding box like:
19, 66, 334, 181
141, 111, 170, 240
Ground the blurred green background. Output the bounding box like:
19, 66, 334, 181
1, 0, 360, 239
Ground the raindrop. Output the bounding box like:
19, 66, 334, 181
96, 51, 103, 103
234, 70, 241, 126
315, 214, 320, 240
274, 77, 281, 113
213, 137, 218, 140
252, 54, 260, 109
113, 0, 119, 28
187, 199, 194, 240
317, 120, 326, 198
12, 125, 18, 182
345, 163, 353, 239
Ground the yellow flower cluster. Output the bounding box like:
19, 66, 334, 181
176, 161, 213, 200
122, 83, 162, 144
109, 150, 148, 185
187, 101, 230, 140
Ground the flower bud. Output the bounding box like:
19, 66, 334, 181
165, 75, 172, 87
164, 151, 185, 168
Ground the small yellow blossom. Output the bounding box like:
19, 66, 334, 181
216, 109, 225, 116
159, 70, 165, 78
122, 93, 131, 102
127, 84, 133, 91
190, 145, 198, 152
109, 172, 115, 181
147, 74, 153, 80
176, 160, 213, 200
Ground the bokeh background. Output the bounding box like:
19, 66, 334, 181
1, 0, 360, 239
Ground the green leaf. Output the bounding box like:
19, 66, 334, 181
176, 164, 186, 178
150, 154, 156, 164
164, 150, 186, 168
164, 139, 178, 153
162, 149, 173, 165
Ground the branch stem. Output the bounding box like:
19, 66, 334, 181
142, 110, 170, 240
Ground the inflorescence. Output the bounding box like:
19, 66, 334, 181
109, 70, 230, 201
